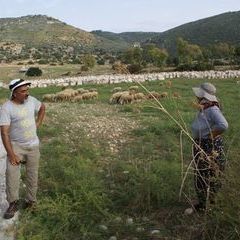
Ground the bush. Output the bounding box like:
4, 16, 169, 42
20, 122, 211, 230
176, 62, 213, 71
127, 64, 143, 74
112, 62, 128, 74
71, 59, 81, 64
213, 59, 229, 66
25, 67, 43, 76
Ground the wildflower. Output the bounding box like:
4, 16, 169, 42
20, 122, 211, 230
151, 230, 160, 235
99, 225, 108, 231
126, 218, 134, 225
109, 236, 117, 240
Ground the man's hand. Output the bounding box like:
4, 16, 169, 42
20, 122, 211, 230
9, 154, 21, 166
1, 125, 19, 165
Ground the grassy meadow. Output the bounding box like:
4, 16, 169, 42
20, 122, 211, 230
0, 63, 114, 83
0, 78, 240, 240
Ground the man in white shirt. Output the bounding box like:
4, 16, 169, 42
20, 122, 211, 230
0, 79, 45, 219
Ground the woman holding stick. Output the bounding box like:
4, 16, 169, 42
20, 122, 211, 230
185, 82, 228, 214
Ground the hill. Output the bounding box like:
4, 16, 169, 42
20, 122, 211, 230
0, 15, 129, 62
0, 15, 95, 46
92, 11, 240, 55
149, 11, 240, 54
91, 30, 130, 51
1, 11, 240, 61
92, 30, 159, 44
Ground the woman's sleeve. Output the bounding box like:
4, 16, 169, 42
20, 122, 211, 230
209, 108, 228, 132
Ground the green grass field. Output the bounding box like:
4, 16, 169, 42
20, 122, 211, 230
1, 78, 240, 240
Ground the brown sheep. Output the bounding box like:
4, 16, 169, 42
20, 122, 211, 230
73, 95, 83, 102
119, 92, 134, 105
55, 89, 77, 101
160, 92, 168, 98
43, 94, 56, 102
128, 85, 139, 93
82, 91, 98, 100
172, 92, 181, 99
133, 92, 145, 100
109, 91, 126, 104
111, 87, 122, 93
146, 91, 161, 99
77, 88, 89, 94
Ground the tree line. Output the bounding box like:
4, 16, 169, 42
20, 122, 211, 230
1, 37, 240, 74
116, 38, 240, 73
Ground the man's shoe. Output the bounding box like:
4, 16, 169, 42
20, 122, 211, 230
3, 200, 19, 219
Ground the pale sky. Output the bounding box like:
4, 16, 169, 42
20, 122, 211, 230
0, 0, 240, 33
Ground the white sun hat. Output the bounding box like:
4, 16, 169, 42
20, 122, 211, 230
192, 82, 218, 102
9, 79, 31, 98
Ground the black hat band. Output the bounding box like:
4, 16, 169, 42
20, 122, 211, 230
9, 79, 25, 90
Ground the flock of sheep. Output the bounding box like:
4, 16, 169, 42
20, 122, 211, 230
43, 81, 180, 105
1, 70, 239, 90
43, 88, 98, 102
109, 85, 176, 105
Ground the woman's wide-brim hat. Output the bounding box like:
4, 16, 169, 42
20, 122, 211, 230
192, 82, 218, 102
9, 79, 31, 98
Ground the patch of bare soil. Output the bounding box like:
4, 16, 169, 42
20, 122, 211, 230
45, 102, 141, 153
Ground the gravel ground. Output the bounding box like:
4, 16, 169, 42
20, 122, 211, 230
46, 102, 141, 153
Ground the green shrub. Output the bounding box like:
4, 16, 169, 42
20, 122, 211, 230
176, 62, 213, 71
127, 64, 142, 74
71, 58, 81, 64
25, 67, 42, 76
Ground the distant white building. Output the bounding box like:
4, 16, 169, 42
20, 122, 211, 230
133, 42, 141, 48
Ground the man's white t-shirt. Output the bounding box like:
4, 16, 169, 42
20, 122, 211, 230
0, 96, 41, 147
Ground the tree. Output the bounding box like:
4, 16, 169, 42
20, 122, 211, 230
147, 47, 168, 68
234, 45, 240, 65
177, 38, 203, 64
211, 42, 233, 59
25, 67, 42, 76
82, 54, 96, 69
142, 44, 156, 64
121, 47, 143, 65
